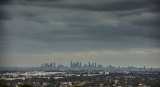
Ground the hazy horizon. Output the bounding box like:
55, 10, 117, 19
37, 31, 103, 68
0, 0, 160, 68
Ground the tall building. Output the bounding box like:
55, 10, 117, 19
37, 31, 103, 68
70, 60, 73, 68
54, 62, 56, 68
88, 62, 91, 67
50, 62, 53, 67
80, 62, 82, 68
41, 64, 43, 68
94, 62, 96, 68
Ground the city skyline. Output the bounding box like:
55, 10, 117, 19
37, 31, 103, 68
40, 60, 149, 68
2, 60, 158, 71
0, 0, 160, 68
0, 59, 158, 68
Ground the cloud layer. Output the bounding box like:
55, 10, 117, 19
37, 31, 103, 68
0, 0, 160, 67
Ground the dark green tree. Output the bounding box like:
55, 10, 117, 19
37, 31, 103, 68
0, 80, 8, 87
18, 83, 33, 87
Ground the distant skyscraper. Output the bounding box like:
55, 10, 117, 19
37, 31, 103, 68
94, 62, 96, 68
143, 66, 145, 70
54, 62, 56, 68
88, 62, 91, 67
50, 62, 53, 67
92, 63, 94, 67
70, 60, 73, 68
41, 64, 43, 68
80, 62, 82, 68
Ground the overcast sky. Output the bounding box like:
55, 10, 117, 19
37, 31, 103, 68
0, 0, 160, 67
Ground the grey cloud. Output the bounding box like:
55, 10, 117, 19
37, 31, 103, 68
8, 0, 160, 28
0, 10, 10, 20
1, 0, 159, 49
3, 1, 159, 52
121, 12, 160, 27
0, 0, 11, 66
18, 0, 153, 11
1, 0, 160, 67
0, 0, 10, 5
4, 19, 159, 53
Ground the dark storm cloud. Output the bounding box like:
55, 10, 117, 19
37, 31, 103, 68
59, 0, 152, 11
151, 0, 160, 8
0, 0, 10, 5
13, 0, 160, 27
0, 0, 11, 67
1, 0, 160, 67
2, 0, 159, 53
15, 0, 153, 11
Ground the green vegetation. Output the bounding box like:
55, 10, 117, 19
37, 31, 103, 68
18, 83, 33, 87
0, 80, 8, 87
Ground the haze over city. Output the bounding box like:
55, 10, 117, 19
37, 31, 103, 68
0, 0, 160, 68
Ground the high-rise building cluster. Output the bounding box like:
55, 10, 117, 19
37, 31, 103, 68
40, 60, 149, 71
70, 60, 102, 68
41, 60, 103, 70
